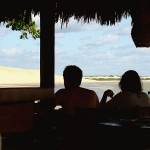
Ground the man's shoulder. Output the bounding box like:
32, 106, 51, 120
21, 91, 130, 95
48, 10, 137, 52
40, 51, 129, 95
80, 87, 99, 102
81, 87, 97, 94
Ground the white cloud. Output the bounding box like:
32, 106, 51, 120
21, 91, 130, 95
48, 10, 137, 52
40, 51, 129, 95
0, 24, 12, 38
137, 47, 150, 52
79, 34, 119, 49
55, 33, 64, 38
55, 17, 103, 33
0, 48, 23, 57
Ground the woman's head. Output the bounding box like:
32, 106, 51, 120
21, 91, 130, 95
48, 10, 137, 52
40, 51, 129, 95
119, 70, 142, 92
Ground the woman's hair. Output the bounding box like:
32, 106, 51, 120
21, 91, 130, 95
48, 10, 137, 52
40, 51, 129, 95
63, 65, 83, 86
119, 70, 142, 93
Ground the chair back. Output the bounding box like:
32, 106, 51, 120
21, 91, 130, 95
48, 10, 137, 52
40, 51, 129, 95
138, 106, 150, 120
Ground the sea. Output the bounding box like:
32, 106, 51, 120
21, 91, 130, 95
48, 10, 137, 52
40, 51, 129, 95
55, 80, 150, 101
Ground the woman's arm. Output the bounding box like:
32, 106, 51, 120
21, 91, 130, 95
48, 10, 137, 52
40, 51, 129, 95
100, 89, 114, 105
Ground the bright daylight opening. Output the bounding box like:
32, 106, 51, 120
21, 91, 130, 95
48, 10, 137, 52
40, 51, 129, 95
0, 14, 150, 97
0, 14, 40, 88
55, 16, 150, 100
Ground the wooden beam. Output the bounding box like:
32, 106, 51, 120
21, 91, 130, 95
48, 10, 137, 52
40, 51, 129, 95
40, 10, 55, 88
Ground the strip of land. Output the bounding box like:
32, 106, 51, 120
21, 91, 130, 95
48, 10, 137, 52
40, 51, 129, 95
0, 66, 150, 85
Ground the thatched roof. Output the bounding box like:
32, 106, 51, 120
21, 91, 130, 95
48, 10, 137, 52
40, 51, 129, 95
55, 0, 132, 25
1, 0, 150, 47
1, 1, 133, 24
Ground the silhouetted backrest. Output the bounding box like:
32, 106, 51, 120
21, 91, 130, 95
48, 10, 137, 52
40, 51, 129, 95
138, 106, 150, 119
75, 108, 99, 124
75, 107, 139, 123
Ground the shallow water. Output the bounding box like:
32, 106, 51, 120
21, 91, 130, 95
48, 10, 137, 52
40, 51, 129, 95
0, 80, 149, 101
55, 80, 150, 100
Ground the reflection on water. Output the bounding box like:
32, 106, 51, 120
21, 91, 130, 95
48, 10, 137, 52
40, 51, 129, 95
55, 81, 150, 100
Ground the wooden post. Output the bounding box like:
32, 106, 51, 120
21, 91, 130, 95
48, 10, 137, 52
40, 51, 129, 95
40, 10, 55, 88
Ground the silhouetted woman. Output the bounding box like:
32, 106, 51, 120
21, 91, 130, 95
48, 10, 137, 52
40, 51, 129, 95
100, 70, 150, 109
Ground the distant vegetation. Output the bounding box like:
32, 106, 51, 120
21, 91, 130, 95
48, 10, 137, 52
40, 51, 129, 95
142, 78, 150, 80
84, 76, 150, 81
85, 78, 120, 81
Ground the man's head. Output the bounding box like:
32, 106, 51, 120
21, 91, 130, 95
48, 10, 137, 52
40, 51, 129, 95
63, 65, 83, 89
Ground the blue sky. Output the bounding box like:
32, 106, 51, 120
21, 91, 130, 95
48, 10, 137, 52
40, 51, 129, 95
0, 15, 150, 76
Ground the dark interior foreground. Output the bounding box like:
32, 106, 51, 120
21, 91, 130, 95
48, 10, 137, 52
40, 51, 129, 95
0, 0, 150, 149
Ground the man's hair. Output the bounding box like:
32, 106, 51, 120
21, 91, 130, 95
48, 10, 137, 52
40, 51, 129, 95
63, 65, 83, 86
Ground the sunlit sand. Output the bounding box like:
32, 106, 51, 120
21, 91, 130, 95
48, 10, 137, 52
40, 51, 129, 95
0, 66, 40, 84
0, 66, 94, 86
0, 66, 149, 86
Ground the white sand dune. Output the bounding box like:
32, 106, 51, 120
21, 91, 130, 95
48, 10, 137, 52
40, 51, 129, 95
1, 66, 149, 85
0, 66, 94, 85
0, 66, 40, 84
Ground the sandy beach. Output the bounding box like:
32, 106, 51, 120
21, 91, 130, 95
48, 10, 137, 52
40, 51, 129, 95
0, 66, 149, 86
0, 66, 40, 84
0, 66, 95, 85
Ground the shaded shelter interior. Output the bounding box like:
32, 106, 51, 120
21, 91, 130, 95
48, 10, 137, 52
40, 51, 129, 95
0, 0, 150, 149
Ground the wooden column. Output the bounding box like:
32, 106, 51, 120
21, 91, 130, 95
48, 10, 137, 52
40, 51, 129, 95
40, 10, 55, 88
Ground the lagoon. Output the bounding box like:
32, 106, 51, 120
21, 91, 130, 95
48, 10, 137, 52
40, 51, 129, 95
55, 80, 150, 101
0, 80, 149, 101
